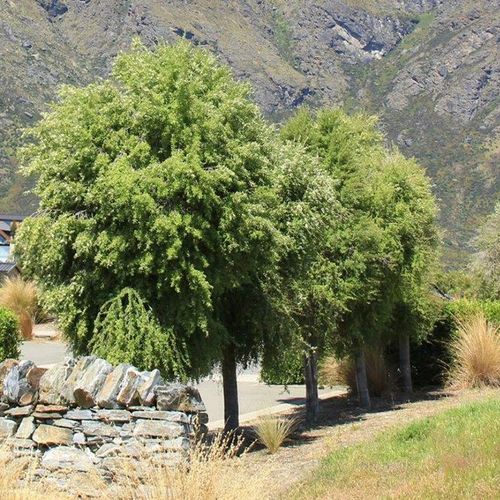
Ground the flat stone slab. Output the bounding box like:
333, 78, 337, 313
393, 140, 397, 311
0, 418, 17, 437
82, 420, 119, 438
5, 405, 33, 417
131, 410, 189, 423
133, 419, 184, 439
32, 412, 63, 420
42, 446, 95, 472
97, 409, 131, 422
35, 404, 68, 413
52, 418, 79, 429
64, 409, 95, 420
33, 424, 73, 446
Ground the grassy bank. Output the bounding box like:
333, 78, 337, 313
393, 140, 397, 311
290, 398, 500, 499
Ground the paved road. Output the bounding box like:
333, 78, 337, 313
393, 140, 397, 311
21, 340, 342, 425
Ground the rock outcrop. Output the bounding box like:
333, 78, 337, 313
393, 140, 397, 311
0, 0, 497, 263
0, 357, 207, 481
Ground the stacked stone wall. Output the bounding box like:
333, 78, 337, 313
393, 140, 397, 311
0, 356, 207, 478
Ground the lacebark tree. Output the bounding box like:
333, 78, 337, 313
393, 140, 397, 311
15, 41, 280, 431
280, 108, 439, 407
262, 141, 347, 423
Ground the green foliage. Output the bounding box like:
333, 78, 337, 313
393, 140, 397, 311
90, 288, 188, 378
410, 298, 500, 387
0, 306, 20, 361
470, 202, 500, 300
445, 299, 500, 325
280, 108, 440, 354
16, 41, 280, 378
261, 338, 304, 385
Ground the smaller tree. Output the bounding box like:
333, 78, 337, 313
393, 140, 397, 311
471, 203, 500, 300
262, 140, 346, 423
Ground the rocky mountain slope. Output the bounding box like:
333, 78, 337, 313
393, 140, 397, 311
0, 0, 498, 263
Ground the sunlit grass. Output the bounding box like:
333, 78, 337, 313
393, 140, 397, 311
289, 398, 500, 499
254, 415, 298, 454
447, 314, 500, 389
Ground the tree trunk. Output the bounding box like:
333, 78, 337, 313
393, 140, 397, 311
304, 350, 319, 424
222, 343, 239, 432
399, 333, 413, 393
355, 350, 371, 409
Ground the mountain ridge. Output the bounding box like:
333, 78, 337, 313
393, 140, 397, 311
0, 0, 498, 264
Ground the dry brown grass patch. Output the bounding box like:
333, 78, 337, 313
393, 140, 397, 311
447, 313, 500, 389
0, 277, 38, 339
320, 348, 394, 397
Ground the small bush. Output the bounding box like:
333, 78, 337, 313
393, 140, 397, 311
0, 277, 38, 340
320, 348, 394, 397
447, 314, 500, 389
0, 307, 21, 361
411, 299, 500, 387
254, 415, 297, 454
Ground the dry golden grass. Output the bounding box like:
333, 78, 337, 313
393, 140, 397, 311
0, 447, 68, 500
320, 348, 394, 396
447, 314, 500, 389
0, 432, 274, 500
253, 415, 297, 454
0, 277, 38, 339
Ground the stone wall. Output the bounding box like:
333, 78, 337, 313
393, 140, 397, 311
0, 356, 207, 479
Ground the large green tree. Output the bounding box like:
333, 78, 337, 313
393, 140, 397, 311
15, 41, 281, 430
280, 108, 439, 406
262, 141, 347, 422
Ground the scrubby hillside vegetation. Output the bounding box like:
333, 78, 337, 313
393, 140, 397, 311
0, 0, 498, 264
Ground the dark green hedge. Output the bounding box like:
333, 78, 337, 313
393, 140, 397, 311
411, 299, 500, 387
0, 306, 21, 361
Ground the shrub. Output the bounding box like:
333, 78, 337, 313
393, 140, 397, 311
0, 277, 38, 340
0, 307, 21, 361
254, 415, 297, 454
319, 348, 395, 397
447, 314, 500, 388
410, 299, 500, 387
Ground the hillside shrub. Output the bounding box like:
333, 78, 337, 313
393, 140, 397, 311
0, 306, 21, 361
411, 299, 500, 387
319, 348, 395, 397
0, 277, 37, 339
447, 314, 499, 388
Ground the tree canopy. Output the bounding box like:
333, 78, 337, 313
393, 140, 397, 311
16, 41, 280, 383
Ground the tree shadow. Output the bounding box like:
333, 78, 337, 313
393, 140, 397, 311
237, 386, 453, 452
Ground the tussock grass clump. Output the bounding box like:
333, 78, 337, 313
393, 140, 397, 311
254, 415, 297, 454
320, 348, 394, 396
0, 277, 38, 340
448, 314, 500, 389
